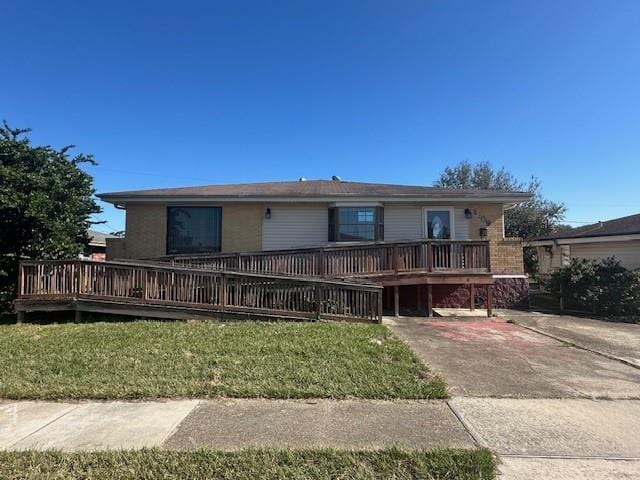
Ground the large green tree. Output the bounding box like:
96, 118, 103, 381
434, 161, 566, 272
0, 122, 101, 310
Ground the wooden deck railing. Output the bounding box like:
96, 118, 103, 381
18, 260, 383, 322
158, 239, 491, 278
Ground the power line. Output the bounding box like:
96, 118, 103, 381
84, 166, 215, 184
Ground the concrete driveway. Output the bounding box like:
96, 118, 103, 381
387, 314, 640, 478
386, 316, 640, 398
509, 311, 640, 368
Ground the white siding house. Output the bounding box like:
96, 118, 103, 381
531, 213, 640, 273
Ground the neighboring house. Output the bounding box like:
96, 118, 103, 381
84, 230, 117, 261
98, 178, 532, 311
530, 213, 640, 274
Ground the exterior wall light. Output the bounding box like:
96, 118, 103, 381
464, 208, 473, 219
479, 227, 488, 238
265, 207, 271, 219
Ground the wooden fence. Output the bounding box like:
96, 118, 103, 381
158, 239, 490, 278
19, 260, 383, 322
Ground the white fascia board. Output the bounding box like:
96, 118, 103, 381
100, 194, 532, 206
528, 234, 640, 247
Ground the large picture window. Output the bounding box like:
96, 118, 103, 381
167, 206, 222, 254
328, 207, 383, 242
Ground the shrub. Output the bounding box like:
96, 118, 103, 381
547, 257, 640, 318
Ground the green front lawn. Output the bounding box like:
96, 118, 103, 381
0, 448, 496, 480
0, 320, 445, 400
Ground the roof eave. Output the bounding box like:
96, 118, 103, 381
528, 232, 640, 246
98, 193, 533, 206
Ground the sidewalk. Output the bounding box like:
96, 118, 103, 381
3, 397, 640, 479
0, 399, 473, 451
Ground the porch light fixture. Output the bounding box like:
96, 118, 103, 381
479, 227, 488, 238
264, 208, 271, 219
464, 208, 472, 219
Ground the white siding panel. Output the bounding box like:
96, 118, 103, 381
263, 203, 478, 249
384, 205, 472, 241
454, 208, 470, 240
262, 205, 328, 250
384, 205, 423, 241
571, 240, 640, 270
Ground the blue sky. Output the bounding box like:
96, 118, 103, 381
2, 0, 639, 232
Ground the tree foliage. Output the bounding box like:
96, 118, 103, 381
0, 122, 101, 310
434, 161, 566, 272
547, 258, 640, 318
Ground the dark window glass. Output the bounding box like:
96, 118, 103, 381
328, 207, 382, 242
167, 207, 221, 254
426, 210, 451, 239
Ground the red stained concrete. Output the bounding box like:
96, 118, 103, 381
387, 317, 640, 399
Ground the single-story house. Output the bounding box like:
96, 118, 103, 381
529, 213, 640, 273
82, 230, 117, 262
98, 178, 532, 311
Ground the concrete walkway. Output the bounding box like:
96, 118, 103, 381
3, 397, 640, 478
450, 397, 640, 479
0, 399, 474, 451
509, 311, 640, 368
0, 400, 198, 450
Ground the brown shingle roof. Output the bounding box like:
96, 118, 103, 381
535, 213, 640, 241
98, 179, 531, 201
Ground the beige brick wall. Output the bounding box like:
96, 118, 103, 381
221, 204, 263, 252
491, 238, 525, 273
117, 203, 264, 259
124, 204, 167, 258
466, 203, 504, 241
465, 203, 524, 274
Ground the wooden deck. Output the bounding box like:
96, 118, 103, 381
158, 239, 491, 279
16, 240, 495, 322
16, 259, 383, 323
156, 239, 494, 318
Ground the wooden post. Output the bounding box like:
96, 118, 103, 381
74, 309, 82, 323
486, 242, 491, 272
427, 284, 433, 317
142, 269, 148, 303
377, 289, 383, 323
221, 274, 227, 312
16, 311, 24, 324
315, 284, 322, 320
17, 261, 24, 299
426, 242, 433, 272
469, 283, 475, 311
486, 285, 493, 317
393, 246, 399, 274
75, 260, 81, 295
394, 285, 400, 317
559, 283, 564, 313
318, 249, 325, 277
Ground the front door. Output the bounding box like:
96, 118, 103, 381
424, 208, 453, 239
